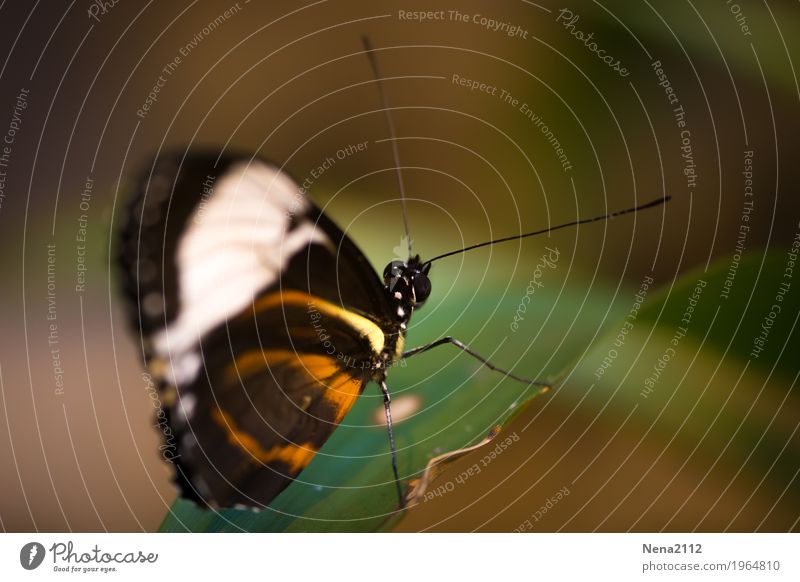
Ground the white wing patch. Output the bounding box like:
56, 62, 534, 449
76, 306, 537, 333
151, 160, 328, 381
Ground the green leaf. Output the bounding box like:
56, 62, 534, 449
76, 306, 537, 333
386, 249, 799, 531
575, 249, 798, 397
559, 249, 800, 515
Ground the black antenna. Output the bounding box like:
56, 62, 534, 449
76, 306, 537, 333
362, 36, 413, 258
425, 196, 671, 264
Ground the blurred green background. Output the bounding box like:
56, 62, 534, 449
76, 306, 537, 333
0, 0, 798, 531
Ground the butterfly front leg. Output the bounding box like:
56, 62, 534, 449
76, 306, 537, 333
402, 336, 552, 388
379, 378, 406, 508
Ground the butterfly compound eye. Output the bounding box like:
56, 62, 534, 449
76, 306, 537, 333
412, 273, 431, 303
383, 260, 406, 288
383, 260, 405, 280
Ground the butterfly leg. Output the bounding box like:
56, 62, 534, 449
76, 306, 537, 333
380, 379, 406, 509
402, 336, 551, 387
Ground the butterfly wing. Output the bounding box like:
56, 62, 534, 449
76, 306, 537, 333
119, 151, 394, 508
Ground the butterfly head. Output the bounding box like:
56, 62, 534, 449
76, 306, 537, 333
383, 255, 432, 318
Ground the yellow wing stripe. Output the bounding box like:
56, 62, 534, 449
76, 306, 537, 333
225, 349, 363, 424
211, 408, 317, 473
251, 290, 385, 354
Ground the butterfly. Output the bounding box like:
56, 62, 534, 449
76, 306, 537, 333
118, 38, 669, 511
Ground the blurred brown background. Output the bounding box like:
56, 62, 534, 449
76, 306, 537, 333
0, 0, 798, 532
